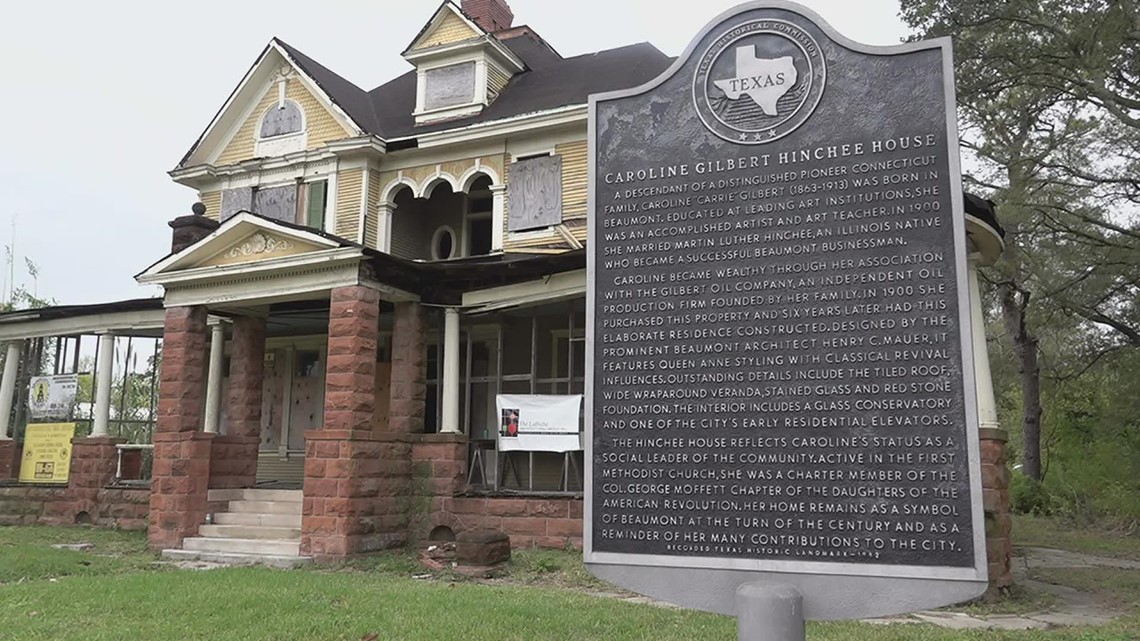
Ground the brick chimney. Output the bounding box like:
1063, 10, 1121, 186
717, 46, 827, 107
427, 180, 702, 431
461, 0, 514, 32
169, 202, 220, 254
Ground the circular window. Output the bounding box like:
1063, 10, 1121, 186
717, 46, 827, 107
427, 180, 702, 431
432, 226, 457, 260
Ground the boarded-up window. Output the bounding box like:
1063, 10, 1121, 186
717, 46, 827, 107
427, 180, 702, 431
220, 187, 253, 222
424, 62, 476, 110
260, 102, 303, 138
253, 185, 298, 223
508, 155, 562, 231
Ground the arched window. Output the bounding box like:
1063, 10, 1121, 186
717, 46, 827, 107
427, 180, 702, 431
259, 101, 303, 138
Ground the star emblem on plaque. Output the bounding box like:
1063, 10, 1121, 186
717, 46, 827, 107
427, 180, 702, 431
693, 19, 826, 144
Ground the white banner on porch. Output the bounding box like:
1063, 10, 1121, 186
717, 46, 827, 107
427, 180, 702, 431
495, 394, 582, 452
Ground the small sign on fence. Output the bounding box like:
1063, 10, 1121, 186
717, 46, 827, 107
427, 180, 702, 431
28, 374, 79, 420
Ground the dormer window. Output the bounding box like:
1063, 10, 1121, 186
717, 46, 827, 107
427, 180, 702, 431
404, 2, 524, 125
424, 62, 477, 110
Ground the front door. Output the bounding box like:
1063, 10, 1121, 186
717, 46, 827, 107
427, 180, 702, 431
256, 339, 326, 486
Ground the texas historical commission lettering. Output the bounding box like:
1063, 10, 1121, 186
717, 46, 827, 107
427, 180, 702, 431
592, 126, 973, 567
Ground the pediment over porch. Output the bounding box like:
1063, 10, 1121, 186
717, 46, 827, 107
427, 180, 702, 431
136, 213, 421, 309
141, 213, 344, 275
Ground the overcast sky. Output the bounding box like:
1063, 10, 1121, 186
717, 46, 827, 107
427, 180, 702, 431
0, 0, 908, 307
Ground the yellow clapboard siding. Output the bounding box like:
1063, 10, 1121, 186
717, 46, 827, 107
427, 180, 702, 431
335, 168, 364, 240
488, 61, 512, 100
366, 169, 381, 249
557, 140, 588, 220
412, 11, 480, 50
215, 77, 352, 166
198, 191, 222, 221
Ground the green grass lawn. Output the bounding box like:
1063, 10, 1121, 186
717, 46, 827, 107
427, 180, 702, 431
1, 522, 1138, 641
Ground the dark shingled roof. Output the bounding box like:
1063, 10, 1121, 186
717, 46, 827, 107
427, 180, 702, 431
274, 39, 384, 135
375, 34, 672, 138
272, 32, 672, 142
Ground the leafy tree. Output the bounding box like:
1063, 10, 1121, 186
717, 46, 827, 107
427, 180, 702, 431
901, 0, 1140, 482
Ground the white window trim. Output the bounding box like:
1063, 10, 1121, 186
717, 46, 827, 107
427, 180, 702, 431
413, 53, 491, 124
254, 99, 309, 157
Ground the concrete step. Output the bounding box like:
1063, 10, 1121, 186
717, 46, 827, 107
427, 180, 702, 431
227, 500, 303, 515
208, 489, 303, 503
161, 548, 312, 569
183, 536, 300, 556
198, 524, 301, 540
213, 512, 302, 528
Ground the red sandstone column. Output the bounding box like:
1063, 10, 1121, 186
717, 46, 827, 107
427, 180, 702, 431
304, 285, 405, 559
209, 316, 265, 489
388, 302, 426, 434
323, 287, 380, 434
148, 306, 213, 550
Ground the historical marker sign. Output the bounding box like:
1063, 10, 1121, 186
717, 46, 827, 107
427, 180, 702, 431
585, 1, 987, 620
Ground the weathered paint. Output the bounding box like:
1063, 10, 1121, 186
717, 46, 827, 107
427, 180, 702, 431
335, 168, 364, 239
366, 169, 382, 249
557, 140, 588, 221
424, 62, 477, 110
197, 230, 327, 268
410, 11, 480, 51
215, 77, 353, 166
507, 155, 562, 231
487, 61, 512, 100
198, 191, 223, 221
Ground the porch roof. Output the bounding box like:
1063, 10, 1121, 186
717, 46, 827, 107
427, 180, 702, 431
0, 298, 166, 340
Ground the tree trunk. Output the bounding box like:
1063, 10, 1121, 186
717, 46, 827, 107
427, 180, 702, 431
999, 283, 1044, 481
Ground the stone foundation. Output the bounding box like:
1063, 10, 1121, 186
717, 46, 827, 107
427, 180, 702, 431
301, 430, 412, 559
427, 495, 583, 550
980, 427, 1013, 590
0, 484, 149, 528
0, 436, 148, 529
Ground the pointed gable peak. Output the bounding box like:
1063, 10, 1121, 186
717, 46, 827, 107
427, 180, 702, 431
404, 2, 487, 55
176, 39, 367, 170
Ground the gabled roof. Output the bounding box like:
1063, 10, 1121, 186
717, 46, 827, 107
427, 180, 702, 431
177, 24, 672, 168
178, 40, 368, 168
402, 1, 487, 55
373, 36, 672, 138
274, 38, 383, 135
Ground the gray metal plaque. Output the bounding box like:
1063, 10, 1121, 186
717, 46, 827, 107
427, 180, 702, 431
585, 0, 987, 620
508, 155, 564, 231
425, 62, 476, 110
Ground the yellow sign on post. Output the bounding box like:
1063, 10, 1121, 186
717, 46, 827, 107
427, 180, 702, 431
18, 423, 77, 484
